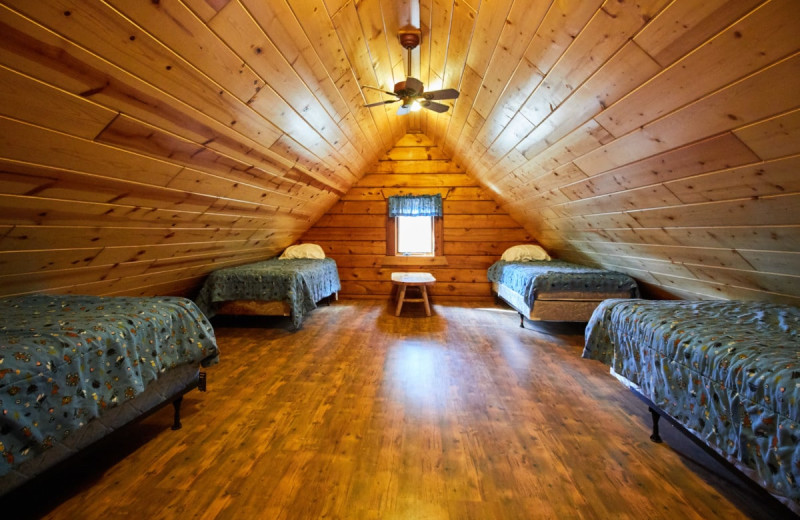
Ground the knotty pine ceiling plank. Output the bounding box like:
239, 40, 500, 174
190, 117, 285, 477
494, 119, 613, 192
0, 64, 116, 140
442, 64, 485, 158
0, 159, 218, 213
239, 0, 353, 130
355, 0, 401, 109
252, 0, 388, 169
95, 119, 334, 210
426, 0, 452, 92
0, 224, 278, 252
519, 1, 663, 129
733, 108, 800, 161
628, 193, 800, 229
473, 57, 543, 155
381, 0, 409, 86
489, 4, 668, 188
521, 0, 602, 77
576, 53, 800, 176
165, 168, 321, 217
5, 1, 286, 148
106, 0, 262, 102
559, 133, 760, 201
331, 0, 400, 150
633, 0, 765, 68
599, 0, 800, 138
0, 117, 181, 187
547, 226, 800, 254
505, 41, 659, 178
440, 0, 475, 93
454, 1, 547, 168
505, 163, 589, 203
650, 270, 800, 304
0, 4, 344, 195
578, 240, 755, 272
464, 0, 514, 76
685, 264, 800, 299
664, 156, 800, 204
550, 184, 683, 219
0, 192, 312, 235
737, 250, 800, 277
96, 115, 335, 201
181, 0, 230, 22
209, 0, 365, 175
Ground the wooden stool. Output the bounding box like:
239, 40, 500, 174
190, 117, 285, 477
391, 272, 436, 316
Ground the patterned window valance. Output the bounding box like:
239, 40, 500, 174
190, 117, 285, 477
387, 194, 443, 217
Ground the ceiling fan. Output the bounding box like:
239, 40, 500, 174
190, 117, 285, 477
362, 27, 459, 115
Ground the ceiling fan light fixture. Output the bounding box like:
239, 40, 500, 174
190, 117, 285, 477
360, 25, 460, 116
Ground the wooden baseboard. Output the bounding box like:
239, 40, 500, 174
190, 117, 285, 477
339, 294, 495, 305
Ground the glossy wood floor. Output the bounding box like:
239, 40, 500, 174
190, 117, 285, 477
5, 301, 793, 519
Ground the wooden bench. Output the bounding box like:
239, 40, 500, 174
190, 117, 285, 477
391, 272, 436, 316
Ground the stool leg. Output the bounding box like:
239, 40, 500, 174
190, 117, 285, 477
395, 285, 406, 316
422, 286, 431, 316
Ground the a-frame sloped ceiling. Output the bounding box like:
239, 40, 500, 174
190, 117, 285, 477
0, 0, 799, 303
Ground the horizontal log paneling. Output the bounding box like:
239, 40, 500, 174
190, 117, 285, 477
0, 0, 798, 305
342, 186, 493, 201
334, 253, 497, 270
301, 135, 531, 301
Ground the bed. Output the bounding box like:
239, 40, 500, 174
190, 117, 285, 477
583, 298, 800, 514
0, 294, 219, 496
487, 245, 639, 325
194, 247, 340, 329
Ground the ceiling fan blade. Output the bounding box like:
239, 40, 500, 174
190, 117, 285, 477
422, 100, 450, 113
404, 77, 424, 95
362, 85, 400, 97
423, 88, 460, 100
396, 104, 412, 116
364, 99, 400, 108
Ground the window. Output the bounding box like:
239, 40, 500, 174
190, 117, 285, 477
397, 215, 434, 255
386, 194, 443, 258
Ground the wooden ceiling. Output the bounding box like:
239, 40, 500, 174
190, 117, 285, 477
0, 0, 799, 303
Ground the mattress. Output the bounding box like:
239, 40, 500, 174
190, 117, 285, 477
194, 257, 341, 329
0, 294, 219, 490
487, 260, 639, 310
583, 298, 800, 511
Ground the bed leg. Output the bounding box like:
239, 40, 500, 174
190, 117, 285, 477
519, 312, 524, 328
648, 407, 663, 443
171, 396, 183, 431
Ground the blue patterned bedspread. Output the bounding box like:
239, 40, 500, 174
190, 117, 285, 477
487, 260, 638, 307
0, 294, 219, 478
194, 258, 341, 329
583, 299, 800, 507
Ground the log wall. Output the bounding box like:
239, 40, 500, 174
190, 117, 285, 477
301, 134, 531, 301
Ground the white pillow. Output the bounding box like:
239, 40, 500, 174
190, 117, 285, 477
501, 244, 551, 262
279, 243, 326, 260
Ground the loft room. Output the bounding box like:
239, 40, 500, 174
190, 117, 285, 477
0, 0, 798, 518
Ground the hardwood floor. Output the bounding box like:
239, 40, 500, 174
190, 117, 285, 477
4, 301, 793, 519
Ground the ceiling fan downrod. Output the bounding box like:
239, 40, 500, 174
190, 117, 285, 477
397, 26, 421, 83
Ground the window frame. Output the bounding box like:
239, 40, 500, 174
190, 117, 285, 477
387, 214, 443, 257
